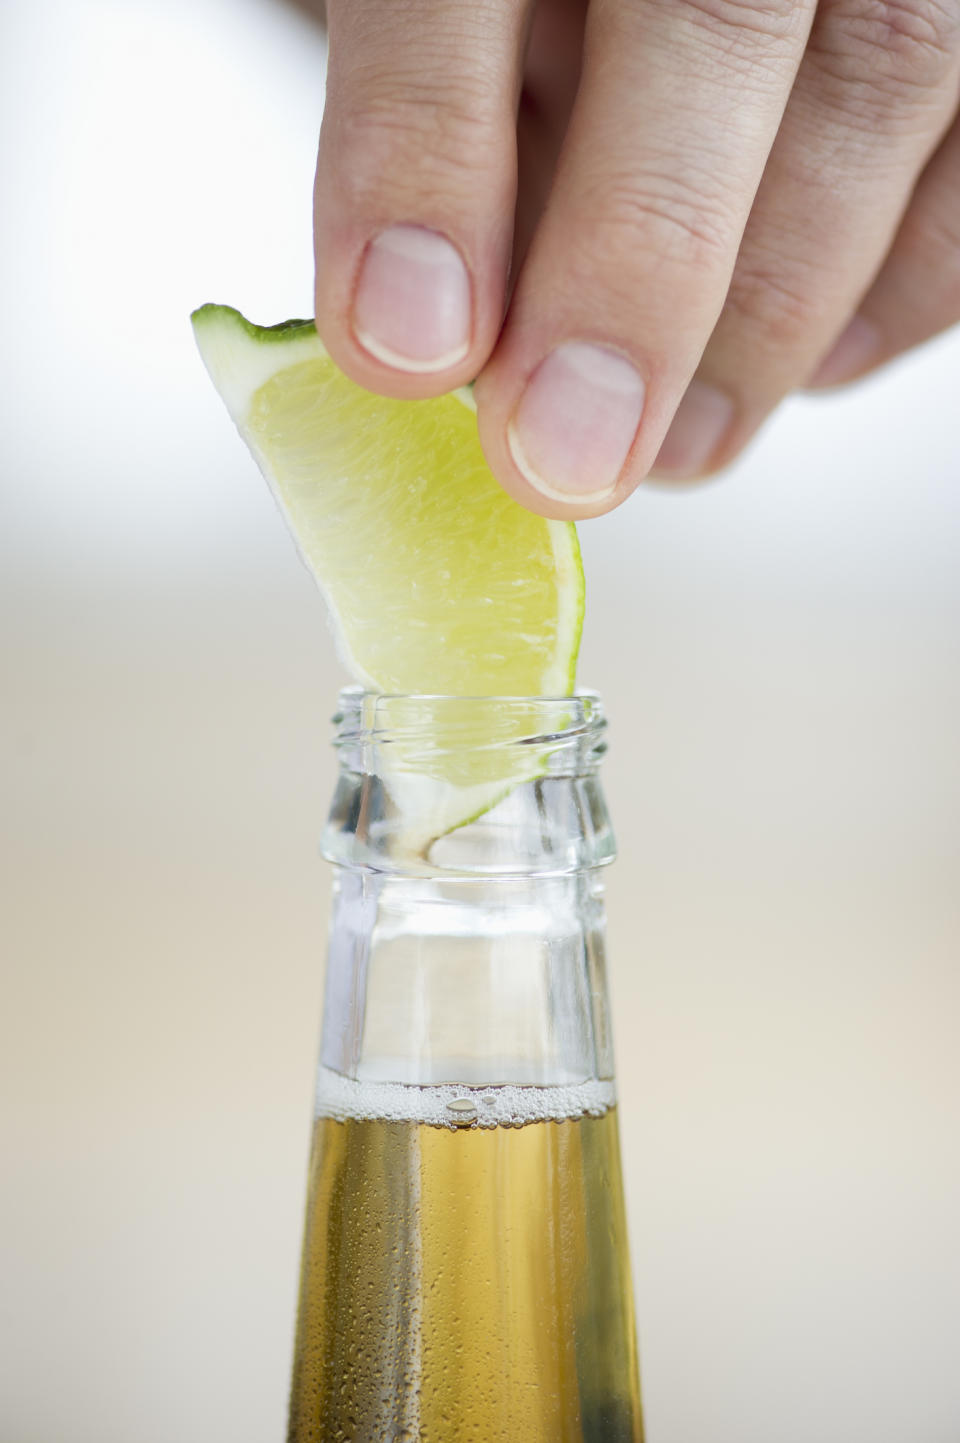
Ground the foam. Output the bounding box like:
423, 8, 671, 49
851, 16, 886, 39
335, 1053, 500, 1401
315, 1066, 616, 1129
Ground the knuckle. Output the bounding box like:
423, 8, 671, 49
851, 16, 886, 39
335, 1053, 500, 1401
602, 0, 807, 86
332, 69, 506, 205
935, 262, 960, 318
672, 0, 800, 43
916, 205, 960, 258
722, 246, 827, 348
921, 210, 960, 267
939, 264, 960, 318
811, 0, 960, 109
574, 171, 738, 278
901, 204, 960, 303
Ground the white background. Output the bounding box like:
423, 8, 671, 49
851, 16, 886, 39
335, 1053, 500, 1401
2, 1, 959, 1439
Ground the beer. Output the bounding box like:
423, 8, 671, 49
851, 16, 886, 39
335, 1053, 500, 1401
288, 692, 645, 1439
289, 1070, 643, 1442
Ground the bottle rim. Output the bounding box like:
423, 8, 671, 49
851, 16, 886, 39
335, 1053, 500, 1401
331, 687, 607, 763
335, 686, 602, 703
324, 688, 614, 871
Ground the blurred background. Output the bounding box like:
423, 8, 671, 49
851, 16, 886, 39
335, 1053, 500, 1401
3, 1, 959, 1440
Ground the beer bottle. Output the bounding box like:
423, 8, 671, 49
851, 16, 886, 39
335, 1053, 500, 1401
288, 691, 644, 1442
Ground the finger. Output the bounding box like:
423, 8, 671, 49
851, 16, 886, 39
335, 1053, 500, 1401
513, 0, 586, 279
653, 0, 960, 478
314, 0, 532, 398
808, 109, 960, 386
475, 0, 815, 519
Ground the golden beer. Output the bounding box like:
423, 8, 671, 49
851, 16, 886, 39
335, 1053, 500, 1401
289, 692, 644, 1440
289, 1074, 643, 1442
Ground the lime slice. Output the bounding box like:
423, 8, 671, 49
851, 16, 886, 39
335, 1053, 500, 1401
190, 304, 583, 698
191, 303, 585, 852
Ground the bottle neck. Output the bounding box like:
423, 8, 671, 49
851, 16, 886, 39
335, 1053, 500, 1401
320, 867, 615, 1089
323, 690, 614, 876
318, 690, 617, 1091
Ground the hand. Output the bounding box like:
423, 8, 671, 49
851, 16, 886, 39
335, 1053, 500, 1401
312, 0, 960, 517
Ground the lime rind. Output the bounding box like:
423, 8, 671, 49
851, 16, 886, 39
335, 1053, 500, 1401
191, 304, 321, 422
192, 302, 479, 422
547, 520, 584, 696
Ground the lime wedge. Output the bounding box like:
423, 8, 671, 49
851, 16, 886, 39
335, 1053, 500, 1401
191, 303, 586, 853
190, 304, 583, 698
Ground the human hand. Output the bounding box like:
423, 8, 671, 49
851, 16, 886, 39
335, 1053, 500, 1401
312, 0, 960, 517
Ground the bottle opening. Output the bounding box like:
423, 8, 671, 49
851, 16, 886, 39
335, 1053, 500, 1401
332, 688, 607, 773
324, 689, 615, 876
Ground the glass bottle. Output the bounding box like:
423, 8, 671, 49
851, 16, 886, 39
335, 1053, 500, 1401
288, 690, 644, 1443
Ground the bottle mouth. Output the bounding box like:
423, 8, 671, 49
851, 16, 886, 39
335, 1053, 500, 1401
326, 688, 614, 873
332, 687, 607, 773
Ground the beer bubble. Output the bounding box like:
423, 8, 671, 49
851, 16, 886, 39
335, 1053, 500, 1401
445, 1098, 478, 1126
315, 1066, 617, 1130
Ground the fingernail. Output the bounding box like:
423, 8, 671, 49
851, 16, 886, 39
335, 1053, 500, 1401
808, 316, 881, 388
507, 342, 645, 502
652, 381, 734, 478
353, 225, 471, 372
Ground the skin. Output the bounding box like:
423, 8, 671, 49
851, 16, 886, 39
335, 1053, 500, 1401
306, 0, 960, 519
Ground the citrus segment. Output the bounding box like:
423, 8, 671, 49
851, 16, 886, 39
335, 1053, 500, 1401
191, 304, 583, 699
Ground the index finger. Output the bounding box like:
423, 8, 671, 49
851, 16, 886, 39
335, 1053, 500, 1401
314, 0, 532, 399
